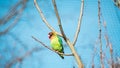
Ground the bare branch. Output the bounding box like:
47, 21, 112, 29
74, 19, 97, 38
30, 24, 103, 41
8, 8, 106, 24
52, 0, 84, 67
65, 40, 84, 68
9, 33, 28, 50
103, 24, 114, 67
32, 36, 73, 56
0, 8, 23, 35
0, 0, 27, 35
0, 0, 22, 25
91, 43, 97, 68
113, 0, 120, 8
6, 47, 41, 68
73, 0, 84, 46
98, 0, 104, 68
33, 0, 62, 36
0, 19, 18, 35
52, 0, 67, 41
109, 43, 114, 68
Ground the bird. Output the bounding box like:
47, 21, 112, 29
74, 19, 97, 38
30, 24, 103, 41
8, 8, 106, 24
48, 31, 64, 59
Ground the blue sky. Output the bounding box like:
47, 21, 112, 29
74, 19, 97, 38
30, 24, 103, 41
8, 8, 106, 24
0, 0, 120, 68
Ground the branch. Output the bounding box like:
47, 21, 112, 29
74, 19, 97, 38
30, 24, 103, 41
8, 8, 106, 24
113, 0, 120, 8
73, 0, 84, 46
109, 43, 114, 68
0, 0, 27, 35
52, 0, 67, 41
52, 0, 84, 67
98, 0, 104, 68
32, 36, 73, 56
0, 0, 22, 25
6, 47, 41, 68
103, 21, 114, 68
91, 44, 97, 68
0, 9, 23, 35
9, 33, 28, 50
33, 0, 62, 36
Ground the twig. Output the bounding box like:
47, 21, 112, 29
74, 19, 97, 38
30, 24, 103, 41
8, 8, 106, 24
0, 9, 23, 35
0, 0, 27, 35
32, 36, 73, 56
52, 0, 67, 41
9, 32, 28, 50
103, 22, 114, 68
113, 0, 120, 8
33, 0, 62, 36
91, 44, 97, 68
6, 47, 41, 68
98, 0, 104, 68
73, 0, 84, 46
102, 12, 114, 68
109, 43, 114, 68
0, 0, 22, 25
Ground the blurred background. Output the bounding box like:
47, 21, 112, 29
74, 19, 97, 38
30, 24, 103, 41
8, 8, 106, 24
0, 0, 120, 68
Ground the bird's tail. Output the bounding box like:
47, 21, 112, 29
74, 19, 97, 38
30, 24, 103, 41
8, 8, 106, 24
58, 51, 64, 59
58, 54, 64, 59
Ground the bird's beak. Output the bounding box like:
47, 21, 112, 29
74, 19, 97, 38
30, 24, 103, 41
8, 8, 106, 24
48, 34, 50, 39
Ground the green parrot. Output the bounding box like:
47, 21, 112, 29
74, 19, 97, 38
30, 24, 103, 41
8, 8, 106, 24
48, 31, 64, 59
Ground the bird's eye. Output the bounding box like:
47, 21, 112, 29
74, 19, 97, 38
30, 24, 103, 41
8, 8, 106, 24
50, 34, 53, 36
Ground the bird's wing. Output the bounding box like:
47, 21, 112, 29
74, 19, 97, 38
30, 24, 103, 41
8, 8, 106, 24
57, 35, 64, 53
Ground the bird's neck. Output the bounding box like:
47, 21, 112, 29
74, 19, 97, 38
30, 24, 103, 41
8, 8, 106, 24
50, 35, 57, 41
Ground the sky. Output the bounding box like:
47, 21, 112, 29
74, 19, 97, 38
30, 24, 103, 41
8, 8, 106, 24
0, 0, 120, 68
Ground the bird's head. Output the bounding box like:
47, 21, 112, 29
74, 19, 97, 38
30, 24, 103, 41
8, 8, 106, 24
48, 31, 56, 39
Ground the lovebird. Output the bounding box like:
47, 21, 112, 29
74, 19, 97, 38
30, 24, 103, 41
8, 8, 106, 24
48, 32, 64, 59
